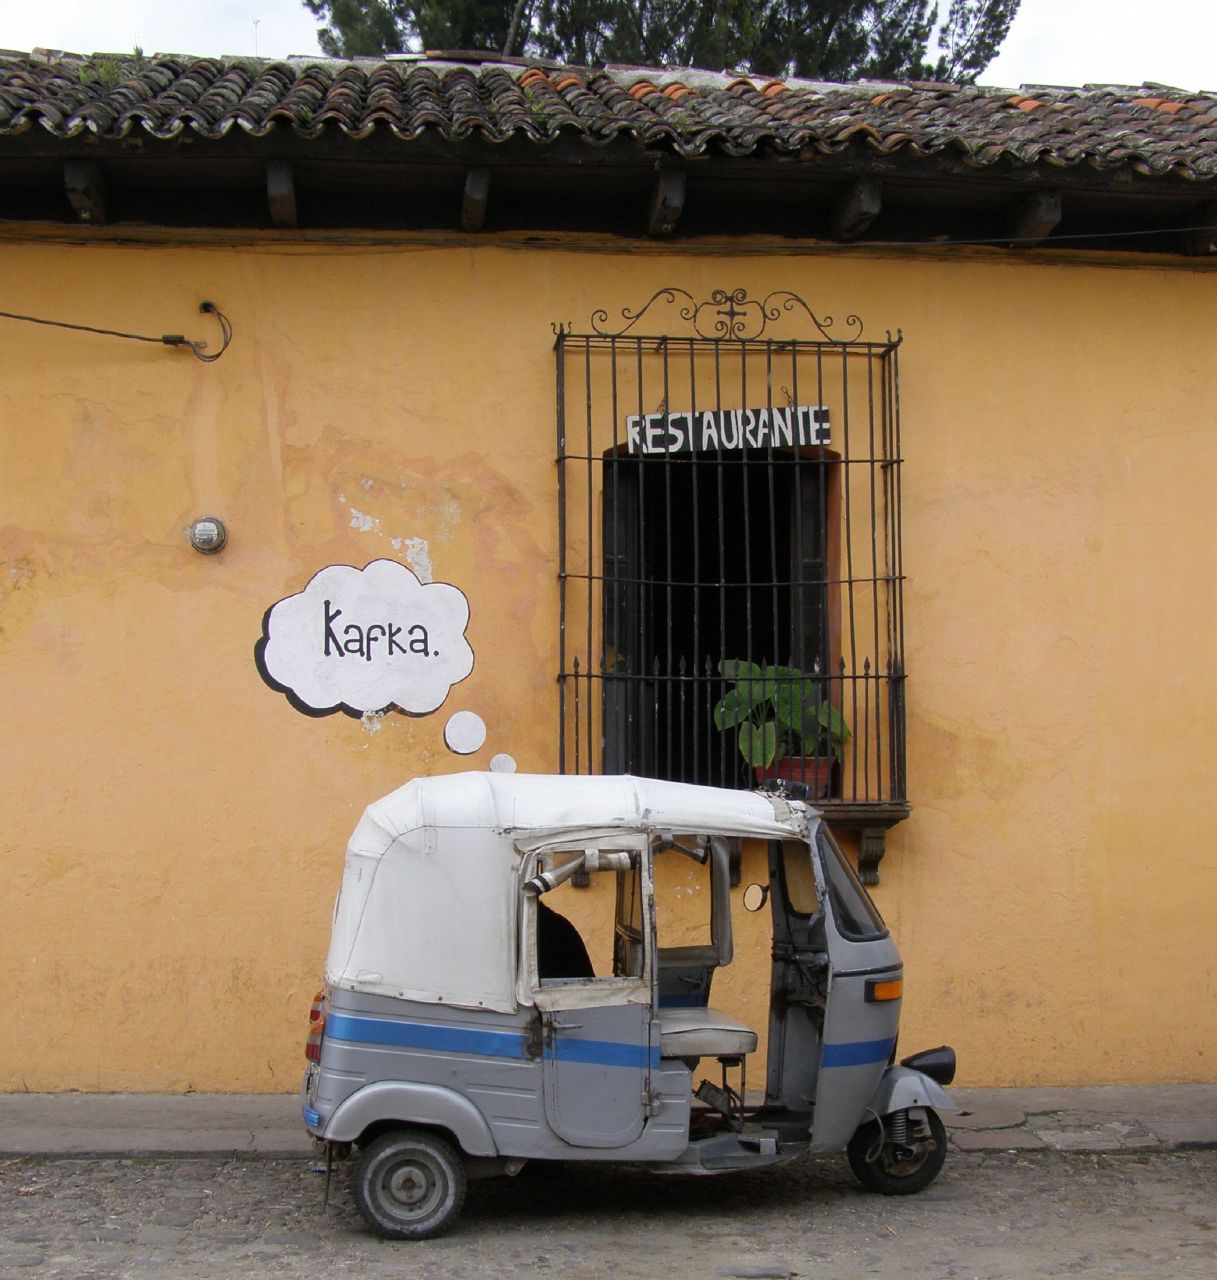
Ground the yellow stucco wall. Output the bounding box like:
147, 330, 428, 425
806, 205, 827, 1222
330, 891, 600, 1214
1, 233, 1214, 1091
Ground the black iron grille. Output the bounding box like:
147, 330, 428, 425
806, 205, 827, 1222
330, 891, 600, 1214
556, 289, 907, 817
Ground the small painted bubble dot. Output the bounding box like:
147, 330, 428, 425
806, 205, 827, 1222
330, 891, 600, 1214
489, 753, 517, 773
444, 710, 487, 755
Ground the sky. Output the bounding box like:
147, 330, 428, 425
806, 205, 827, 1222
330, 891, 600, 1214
0, 1, 1213, 92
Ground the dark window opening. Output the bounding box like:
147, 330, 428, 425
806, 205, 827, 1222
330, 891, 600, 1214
603, 450, 832, 787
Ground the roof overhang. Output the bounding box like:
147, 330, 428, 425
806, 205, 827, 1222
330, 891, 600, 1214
0, 52, 1213, 254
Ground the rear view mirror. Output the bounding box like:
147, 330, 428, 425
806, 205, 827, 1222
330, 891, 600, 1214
742, 883, 769, 913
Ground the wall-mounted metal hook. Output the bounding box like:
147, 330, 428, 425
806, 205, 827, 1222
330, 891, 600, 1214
188, 301, 233, 363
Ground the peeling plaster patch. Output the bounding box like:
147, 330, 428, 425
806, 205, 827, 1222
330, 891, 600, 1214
396, 537, 433, 584
0, 559, 37, 602
361, 710, 385, 733
490, 753, 517, 773
437, 496, 462, 538
338, 486, 434, 584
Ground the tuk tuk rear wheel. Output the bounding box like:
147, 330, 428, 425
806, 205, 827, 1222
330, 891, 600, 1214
352, 1128, 466, 1239
847, 1108, 947, 1196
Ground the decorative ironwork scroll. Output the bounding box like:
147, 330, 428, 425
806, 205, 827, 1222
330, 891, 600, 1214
589, 287, 864, 343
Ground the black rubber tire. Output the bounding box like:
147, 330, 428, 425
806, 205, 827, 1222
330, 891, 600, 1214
351, 1129, 466, 1239
847, 1108, 947, 1196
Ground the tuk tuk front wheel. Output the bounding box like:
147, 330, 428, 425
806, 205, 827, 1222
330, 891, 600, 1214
847, 1108, 947, 1196
352, 1128, 466, 1239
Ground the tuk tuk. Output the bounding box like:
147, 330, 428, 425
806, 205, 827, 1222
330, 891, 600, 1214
302, 772, 957, 1238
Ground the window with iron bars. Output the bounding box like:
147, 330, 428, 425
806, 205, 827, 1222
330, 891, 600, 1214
556, 289, 908, 879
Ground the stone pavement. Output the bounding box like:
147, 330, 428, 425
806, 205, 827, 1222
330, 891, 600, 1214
0, 1084, 1214, 1157
5, 1146, 1217, 1279
947, 1084, 1217, 1153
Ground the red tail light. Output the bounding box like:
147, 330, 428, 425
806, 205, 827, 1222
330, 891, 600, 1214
305, 987, 326, 1063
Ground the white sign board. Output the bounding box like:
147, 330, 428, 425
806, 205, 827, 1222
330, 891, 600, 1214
256, 559, 473, 717
626, 404, 830, 456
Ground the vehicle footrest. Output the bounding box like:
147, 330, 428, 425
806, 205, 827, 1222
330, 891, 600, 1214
737, 1127, 779, 1156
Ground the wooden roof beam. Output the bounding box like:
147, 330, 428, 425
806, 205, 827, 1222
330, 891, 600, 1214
267, 160, 297, 227
831, 176, 881, 241
1009, 188, 1062, 247
64, 161, 106, 224
461, 168, 490, 232
647, 167, 686, 237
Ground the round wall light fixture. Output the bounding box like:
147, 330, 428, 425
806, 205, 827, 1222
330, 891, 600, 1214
187, 516, 228, 555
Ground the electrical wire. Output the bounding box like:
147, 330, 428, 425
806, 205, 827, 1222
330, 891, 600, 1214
192, 301, 233, 362
1, 221, 1213, 257
0, 299, 232, 361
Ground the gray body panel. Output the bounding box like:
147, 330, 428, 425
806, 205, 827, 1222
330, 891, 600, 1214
307, 988, 690, 1162
541, 1003, 650, 1147
809, 934, 903, 1154
867, 1065, 959, 1116
324, 1080, 498, 1154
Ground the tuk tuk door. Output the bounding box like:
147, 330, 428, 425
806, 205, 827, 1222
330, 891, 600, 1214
541, 1003, 653, 1147
528, 838, 656, 1149
810, 826, 904, 1154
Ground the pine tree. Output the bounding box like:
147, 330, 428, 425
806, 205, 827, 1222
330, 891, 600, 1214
303, 1, 1021, 83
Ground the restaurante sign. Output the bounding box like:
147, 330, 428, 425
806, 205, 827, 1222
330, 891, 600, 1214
626, 404, 830, 456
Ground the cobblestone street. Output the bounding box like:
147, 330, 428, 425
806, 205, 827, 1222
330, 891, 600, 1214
3, 1148, 1214, 1279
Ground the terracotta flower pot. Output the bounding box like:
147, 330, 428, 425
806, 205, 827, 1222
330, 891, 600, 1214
754, 756, 835, 798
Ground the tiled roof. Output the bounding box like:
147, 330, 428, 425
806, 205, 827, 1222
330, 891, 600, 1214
1, 51, 1216, 184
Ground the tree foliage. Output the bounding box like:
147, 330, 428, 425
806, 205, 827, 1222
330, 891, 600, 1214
304, 1, 1021, 82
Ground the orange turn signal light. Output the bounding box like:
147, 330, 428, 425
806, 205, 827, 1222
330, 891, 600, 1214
865, 978, 903, 1003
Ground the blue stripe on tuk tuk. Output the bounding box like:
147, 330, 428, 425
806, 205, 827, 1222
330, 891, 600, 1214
821, 1036, 896, 1068
327, 1012, 527, 1060
326, 1012, 655, 1070
550, 1037, 660, 1069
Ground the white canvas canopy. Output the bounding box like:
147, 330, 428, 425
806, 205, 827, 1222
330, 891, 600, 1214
325, 772, 812, 1013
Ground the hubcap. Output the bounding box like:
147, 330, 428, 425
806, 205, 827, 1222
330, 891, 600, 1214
382, 1157, 441, 1217
388, 1164, 429, 1204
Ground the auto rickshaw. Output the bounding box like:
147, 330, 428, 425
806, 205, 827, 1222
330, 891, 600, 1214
302, 772, 957, 1238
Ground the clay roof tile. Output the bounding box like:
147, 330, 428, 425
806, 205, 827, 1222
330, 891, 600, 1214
0, 53, 1210, 183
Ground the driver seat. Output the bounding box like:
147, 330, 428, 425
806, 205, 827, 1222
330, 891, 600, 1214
657, 1006, 758, 1060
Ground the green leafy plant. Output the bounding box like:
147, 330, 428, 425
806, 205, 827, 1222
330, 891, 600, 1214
78, 56, 123, 88
712, 660, 849, 769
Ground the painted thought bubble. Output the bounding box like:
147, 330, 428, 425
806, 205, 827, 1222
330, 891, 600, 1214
256, 559, 473, 717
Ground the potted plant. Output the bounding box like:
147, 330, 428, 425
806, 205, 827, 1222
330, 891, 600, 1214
712, 660, 849, 796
